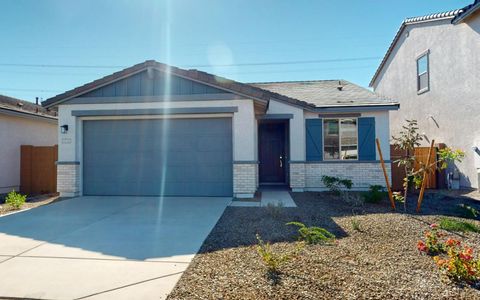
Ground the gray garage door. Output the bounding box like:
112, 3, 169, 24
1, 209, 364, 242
83, 118, 233, 196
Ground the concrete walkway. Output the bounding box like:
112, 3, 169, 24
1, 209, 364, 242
230, 187, 297, 207
261, 189, 297, 207
0, 196, 230, 300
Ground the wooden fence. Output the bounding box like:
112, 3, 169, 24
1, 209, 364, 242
20, 145, 58, 195
414, 146, 437, 189
390, 145, 437, 192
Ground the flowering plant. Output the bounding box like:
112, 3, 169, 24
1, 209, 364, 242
433, 239, 480, 283
417, 224, 446, 255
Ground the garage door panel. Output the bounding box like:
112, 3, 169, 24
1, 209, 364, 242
83, 118, 233, 196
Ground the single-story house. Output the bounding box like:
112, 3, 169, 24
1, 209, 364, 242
42, 60, 398, 198
0, 95, 58, 195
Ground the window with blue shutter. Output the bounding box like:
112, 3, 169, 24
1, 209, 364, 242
323, 118, 358, 160
306, 119, 323, 161
358, 117, 376, 161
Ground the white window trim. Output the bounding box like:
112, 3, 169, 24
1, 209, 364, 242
416, 50, 430, 94
322, 118, 359, 161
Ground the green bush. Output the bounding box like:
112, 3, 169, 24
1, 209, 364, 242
457, 204, 479, 219
5, 190, 27, 210
392, 191, 405, 203
286, 221, 335, 245
256, 234, 303, 284
439, 217, 480, 233
351, 218, 362, 232
265, 202, 284, 219
362, 185, 387, 203
321, 175, 353, 195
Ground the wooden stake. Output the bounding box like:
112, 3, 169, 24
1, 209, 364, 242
376, 138, 396, 210
416, 139, 435, 212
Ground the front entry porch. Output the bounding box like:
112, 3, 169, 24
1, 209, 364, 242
230, 185, 297, 207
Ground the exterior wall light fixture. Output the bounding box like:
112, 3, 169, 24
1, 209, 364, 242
60, 125, 69, 134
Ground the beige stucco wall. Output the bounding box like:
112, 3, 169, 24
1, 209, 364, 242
372, 14, 480, 188
0, 113, 57, 194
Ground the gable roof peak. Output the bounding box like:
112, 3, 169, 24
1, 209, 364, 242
41, 60, 284, 108
369, 1, 479, 87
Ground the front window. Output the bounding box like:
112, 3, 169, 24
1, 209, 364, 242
323, 118, 358, 160
417, 52, 429, 93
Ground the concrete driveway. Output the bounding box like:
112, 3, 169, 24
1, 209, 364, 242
0, 196, 230, 300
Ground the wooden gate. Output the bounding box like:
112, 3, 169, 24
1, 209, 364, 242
390, 145, 437, 191
20, 145, 58, 195
414, 147, 437, 189
390, 145, 406, 191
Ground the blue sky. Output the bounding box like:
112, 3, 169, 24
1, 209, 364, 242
0, 0, 472, 102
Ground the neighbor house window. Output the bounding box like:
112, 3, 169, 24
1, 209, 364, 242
323, 118, 358, 160
417, 52, 429, 93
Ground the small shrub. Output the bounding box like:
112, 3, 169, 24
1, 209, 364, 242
286, 221, 335, 245
458, 204, 479, 219
321, 175, 353, 195
439, 217, 480, 233
434, 239, 480, 284
265, 202, 284, 219
362, 185, 387, 203
417, 223, 446, 255
5, 190, 26, 210
392, 191, 405, 203
256, 234, 303, 283
351, 218, 362, 232
343, 192, 363, 207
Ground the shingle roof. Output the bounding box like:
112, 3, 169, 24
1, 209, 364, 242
42, 60, 397, 111
0, 94, 57, 120
42, 60, 313, 109
369, 1, 478, 87
250, 80, 396, 107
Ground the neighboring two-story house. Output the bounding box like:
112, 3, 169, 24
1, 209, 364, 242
370, 0, 480, 189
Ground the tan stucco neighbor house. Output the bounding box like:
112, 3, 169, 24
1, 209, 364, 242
0, 95, 58, 194
370, 1, 480, 189
42, 60, 398, 198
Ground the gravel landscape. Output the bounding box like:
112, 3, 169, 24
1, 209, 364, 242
169, 191, 480, 300
0, 193, 59, 216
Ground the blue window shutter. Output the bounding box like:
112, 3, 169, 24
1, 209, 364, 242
358, 117, 376, 161
306, 119, 323, 161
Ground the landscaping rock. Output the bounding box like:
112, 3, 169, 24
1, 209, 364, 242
169, 192, 480, 299
0, 193, 59, 216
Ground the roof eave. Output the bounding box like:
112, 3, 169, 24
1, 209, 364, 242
42, 67, 147, 108
369, 15, 457, 88
452, 3, 480, 24
369, 23, 406, 88
313, 103, 400, 113
0, 107, 58, 123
